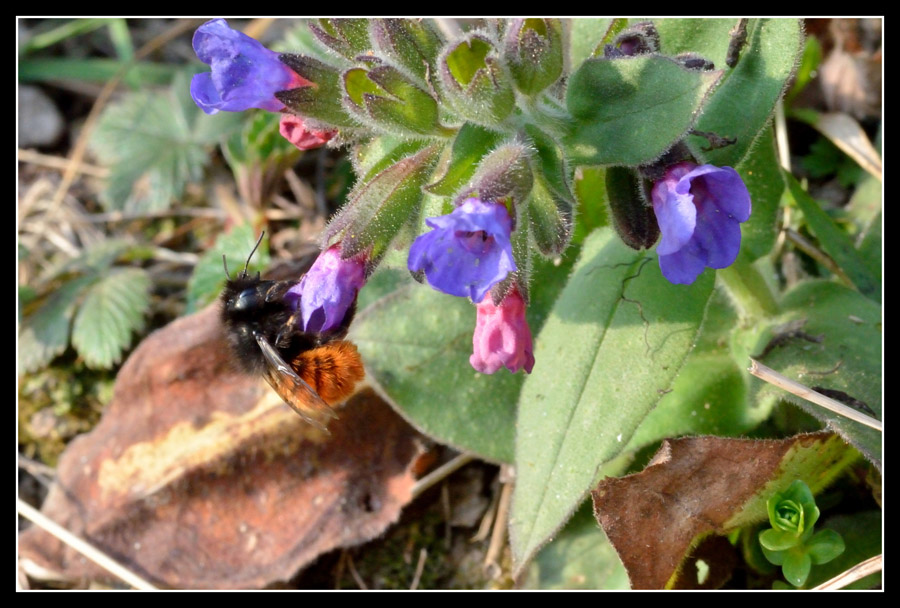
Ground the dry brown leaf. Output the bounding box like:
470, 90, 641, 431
591, 432, 840, 589
18, 305, 427, 589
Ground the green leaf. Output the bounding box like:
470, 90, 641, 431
625, 287, 765, 449
521, 499, 630, 590
511, 227, 715, 569
784, 172, 881, 302
277, 55, 357, 127
785, 34, 823, 105
352, 136, 431, 184
18, 58, 177, 86
50, 238, 134, 279
89, 70, 243, 212
273, 20, 331, 62
567, 19, 617, 67
806, 528, 845, 565
735, 126, 782, 262
71, 268, 151, 369
858, 211, 881, 281
565, 55, 722, 166
653, 19, 736, 66
782, 548, 812, 587
690, 19, 803, 168
19, 276, 97, 375
186, 225, 270, 314
761, 544, 786, 566
759, 528, 802, 552
19, 18, 111, 54
748, 284, 881, 472
571, 166, 611, 244
525, 125, 572, 196
805, 512, 881, 589
349, 250, 577, 463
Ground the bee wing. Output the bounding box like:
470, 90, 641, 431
254, 334, 338, 432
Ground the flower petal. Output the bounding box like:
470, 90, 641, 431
190, 19, 303, 114
408, 199, 517, 302
470, 289, 534, 374
652, 179, 697, 256
286, 245, 366, 334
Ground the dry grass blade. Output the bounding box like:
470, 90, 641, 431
748, 359, 882, 431
815, 112, 882, 181
812, 554, 882, 590
17, 499, 157, 590
411, 452, 476, 500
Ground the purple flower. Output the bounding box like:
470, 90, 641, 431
470, 288, 535, 374
190, 18, 307, 115
408, 198, 517, 302
651, 161, 752, 285
285, 244, 366, 334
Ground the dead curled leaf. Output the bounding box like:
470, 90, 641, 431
591, 432, 851, 589
18, 305, 428, 589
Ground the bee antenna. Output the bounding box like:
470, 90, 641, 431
222, 254, 231, 279
242, 231, 266, 278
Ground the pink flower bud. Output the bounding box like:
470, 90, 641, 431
279, 114, 336, 151
469, 288, 535, 374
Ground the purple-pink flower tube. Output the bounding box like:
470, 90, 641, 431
469, 288, 535, 374
285, 245, 366, 334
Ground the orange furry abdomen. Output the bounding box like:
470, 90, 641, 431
292, 341, 365, 405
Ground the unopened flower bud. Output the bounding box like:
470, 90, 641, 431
370, 19, 443, 81
279, 114, 336, 150
457, 142, 533, 209
504, 19, 564, 95
603, 21, 660, 58
606, 166, 660, 251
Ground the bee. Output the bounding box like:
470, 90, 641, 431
220, 234, 364, 431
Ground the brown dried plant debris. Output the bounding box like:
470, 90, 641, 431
19, 304, 429, 589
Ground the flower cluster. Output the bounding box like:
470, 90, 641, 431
408, 198, 533, 374
190, 18, 755, 376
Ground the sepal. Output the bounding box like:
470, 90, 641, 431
504, 18, 564, 95
342, 64, 441, 136
438, 32, 515, 126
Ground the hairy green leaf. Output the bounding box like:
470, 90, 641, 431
71, 268, 151, 369
748, 280, 882, 471
350, 249, 577, 462
89, 71, 243, 212
690, 19, 803, 168
19, 276, 96, 375
511, 227, 715, 570
565, 55, 722, 166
